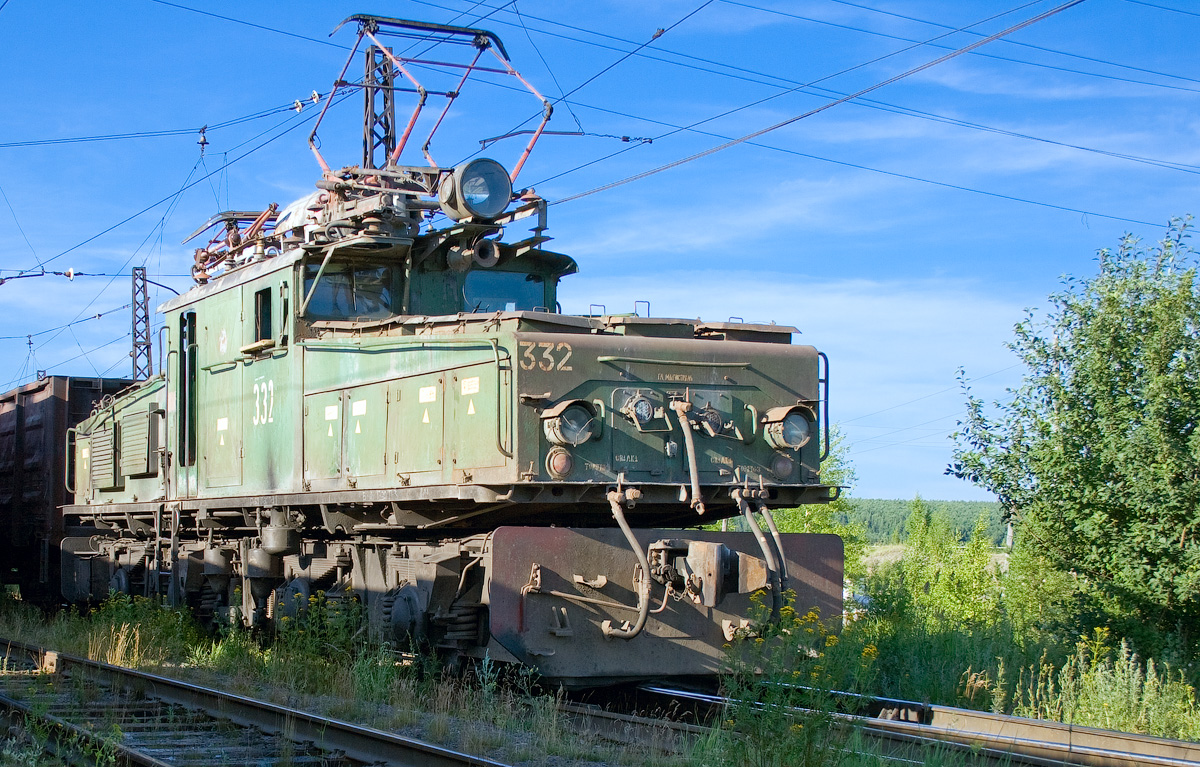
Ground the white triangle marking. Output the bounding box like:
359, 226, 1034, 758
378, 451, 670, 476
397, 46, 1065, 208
422, 409, 430, 424
219, 434, 224, 446
467, 400, 475, 415
355, 421, 361, 434
327, 424, 333, 437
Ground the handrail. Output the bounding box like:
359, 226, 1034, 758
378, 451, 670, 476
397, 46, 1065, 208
63, 427, 77, 496
818, 351, 831, 462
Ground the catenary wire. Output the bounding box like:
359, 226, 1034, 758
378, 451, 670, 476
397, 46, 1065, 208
722, 0, 1200, 92
416, 0, 1200, 177
1120, 0, 1200, 19
0, 304, 131, 341
842, 365, 1021, 424
0, 96, 328, 150
552, 0, 1089, 205
468, 0, 717, 164
0, 181, 42, 267
14, 90, 348, 277
466, 0, 1051, 172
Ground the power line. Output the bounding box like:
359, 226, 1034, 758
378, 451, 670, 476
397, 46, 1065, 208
0, 96, 323, 151
536, 0, 1059, 191
843, 365, 1021, 424
7, 333, 131, 391
553, 0, 1089, 205
0, 303, 131, 341
469, 0, 717, 165
146, 0, 351, 50
726, 0, 1200, 91
424, 0, 1200, 180
1120, 0, 1200, 19
15, 90, 345, 277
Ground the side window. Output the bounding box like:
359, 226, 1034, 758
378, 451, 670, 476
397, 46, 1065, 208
179, 311, 197, 467
254, 288, 272, 342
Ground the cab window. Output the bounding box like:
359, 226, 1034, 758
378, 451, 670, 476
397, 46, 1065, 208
464, 270, 546, 313
302, 260, 398, 320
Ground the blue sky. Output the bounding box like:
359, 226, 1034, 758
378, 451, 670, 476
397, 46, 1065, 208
0, 0, 1196, 500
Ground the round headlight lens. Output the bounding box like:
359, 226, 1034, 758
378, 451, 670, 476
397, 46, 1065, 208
631, 397, 654, 424
544, 404, 598, 446
764, 407, 814, 451
546, 447, 574, 478
439, 158, 512, 221
780, 412, 811, 448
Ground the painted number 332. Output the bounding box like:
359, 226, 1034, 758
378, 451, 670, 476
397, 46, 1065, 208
252, 380, 275, 425
518, 341, 573, 371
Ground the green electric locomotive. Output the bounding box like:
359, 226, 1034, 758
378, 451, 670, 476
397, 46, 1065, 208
62, 16, 842, 685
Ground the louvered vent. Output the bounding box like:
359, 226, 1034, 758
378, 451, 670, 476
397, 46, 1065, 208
119, 409, 158, 478
90, 426, 122, 490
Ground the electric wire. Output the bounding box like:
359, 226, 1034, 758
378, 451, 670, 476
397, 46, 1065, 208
8, 333, 132, 390
13, 90, 346, 277
0, 96, 326, 150
825, 0, 1200, 85
476, 0, 717, 162
551, 0, 1089, 205
532, 0, 1062, 190
1119, 0, 1200, 20
146, 0, 352, 50
0, 303, 131, 341
418, 0, 1200, 178
513, 0, 584, 132
843, 365, 1021, 424
721, 0, 1200, 93
0, 181, 41, 267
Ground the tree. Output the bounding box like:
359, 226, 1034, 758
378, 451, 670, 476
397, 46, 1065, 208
949, 221, 1200, 652
774, 426, 868, 583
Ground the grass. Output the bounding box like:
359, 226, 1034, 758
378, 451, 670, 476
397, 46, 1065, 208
0, 556, 1197, 767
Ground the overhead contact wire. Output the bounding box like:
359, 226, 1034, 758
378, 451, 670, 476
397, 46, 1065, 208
553, 0, 1089, 205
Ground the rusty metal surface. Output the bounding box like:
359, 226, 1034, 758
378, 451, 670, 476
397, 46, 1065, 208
487, 527, 843, 684
0, 376, 127, 603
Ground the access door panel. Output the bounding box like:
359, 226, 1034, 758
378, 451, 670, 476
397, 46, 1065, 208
304, 391, 343, 487
344, 382, 387, 484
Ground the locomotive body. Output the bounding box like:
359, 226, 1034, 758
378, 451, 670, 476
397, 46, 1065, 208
58, 15, 843, 685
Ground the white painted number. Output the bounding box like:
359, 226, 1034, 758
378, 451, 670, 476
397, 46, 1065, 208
252, 380, 275, 425
518, 341, 573, 372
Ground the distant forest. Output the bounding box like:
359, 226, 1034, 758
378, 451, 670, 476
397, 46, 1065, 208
845, 498, 1006, 546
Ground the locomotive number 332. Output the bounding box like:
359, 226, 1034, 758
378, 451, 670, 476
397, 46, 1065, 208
518, 342, 573, 372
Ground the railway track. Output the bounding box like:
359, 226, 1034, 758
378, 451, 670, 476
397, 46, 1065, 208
636, 683, 1200, 767
0, 637, 507, 767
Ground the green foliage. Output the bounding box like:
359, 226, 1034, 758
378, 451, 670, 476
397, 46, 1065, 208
900, 499, 1001, 630
1013, 629, 1200, 740
698, 596, 874, 767
1001, 535, 1084, 654
772, 426, 869, 582
849, 498, 1005, 546
88, 593, 201, 666
951, 220, 1200, 655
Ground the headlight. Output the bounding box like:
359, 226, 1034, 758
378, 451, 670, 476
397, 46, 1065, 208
624, 395, 654, 425
438, 158, 513, 221
543, 400, 600, 446
762, 406, 814, 451
546, 447, 574, 478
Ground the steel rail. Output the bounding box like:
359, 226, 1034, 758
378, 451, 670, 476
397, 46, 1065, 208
0, 637, 510, 767
640, 684, 1200, 767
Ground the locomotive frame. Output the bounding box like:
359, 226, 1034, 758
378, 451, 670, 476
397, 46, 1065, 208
55, 16, 843, 686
